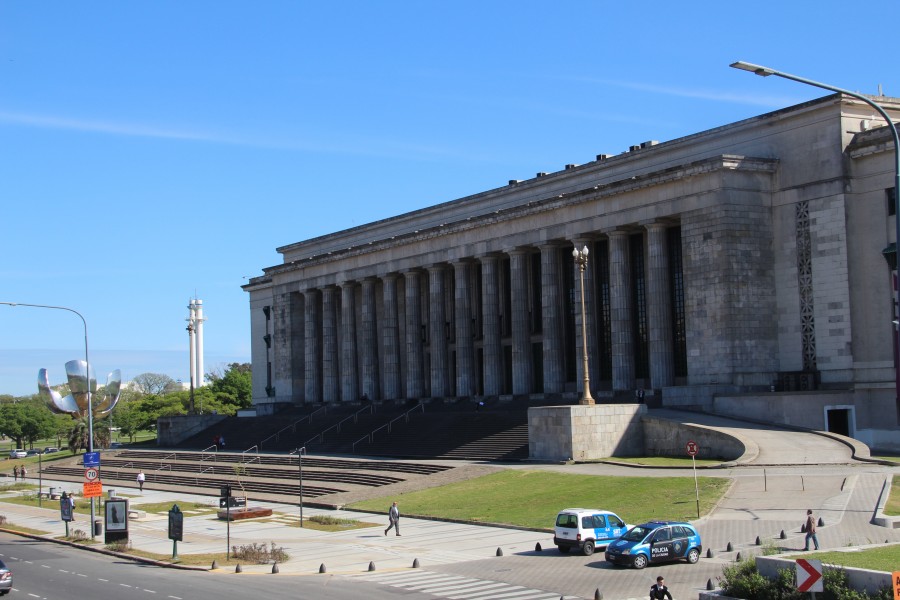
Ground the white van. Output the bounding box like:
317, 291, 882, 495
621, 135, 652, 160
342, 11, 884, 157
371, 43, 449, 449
554, 508, 629, 556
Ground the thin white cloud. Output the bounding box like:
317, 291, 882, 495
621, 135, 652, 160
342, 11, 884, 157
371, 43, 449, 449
0, 109, 500, 163
566, 76, 803, 108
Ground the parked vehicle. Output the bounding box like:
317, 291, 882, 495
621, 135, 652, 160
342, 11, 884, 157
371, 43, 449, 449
604, 520, 702, 569
8, 449, 26, 459
25, 449, 41, 456
0, 557, 11, 594
554, 508, 629, 556
42, 447, 59, 454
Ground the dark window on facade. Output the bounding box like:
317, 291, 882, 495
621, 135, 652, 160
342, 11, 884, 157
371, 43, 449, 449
630, 234, 649, 379
594, 240, 613, 382
530, 251, 542, 334
563, 250, 577, 383
888, 187, 896, 217
667, 227, 688, 378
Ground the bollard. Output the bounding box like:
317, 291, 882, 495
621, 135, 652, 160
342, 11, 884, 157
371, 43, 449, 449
818, 517, 824, 527
780, 530, 787, 539
801, 523, 806, 533
368, 561, 376, 571
211, 560, 218, 570
535, 542, 542, 552
594, 588, 603, 600
755, 536, 761, 545
412, 558, 420, 568
271, 563, 279, 574
736, 552, 742, 561
496, 547, 503, 556
707, 579, 715, 590
235, 564, 243, 573
706, 548, 714, 558
318, 563, 327, 574
726, 542, 733, 552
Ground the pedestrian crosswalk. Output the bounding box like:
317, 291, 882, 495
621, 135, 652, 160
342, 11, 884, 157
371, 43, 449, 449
349, 569, 582, 599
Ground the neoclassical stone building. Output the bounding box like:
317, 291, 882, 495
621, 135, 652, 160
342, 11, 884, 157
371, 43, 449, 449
243, 93, 900, 452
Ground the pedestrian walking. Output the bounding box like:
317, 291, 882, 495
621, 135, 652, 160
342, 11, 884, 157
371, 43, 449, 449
384, 501, 400, 536
136, 470, 145, 492
19, 465, 26, 480
649, 576, 673, 600
12, 465, 18, 482
803, 509, 819, 550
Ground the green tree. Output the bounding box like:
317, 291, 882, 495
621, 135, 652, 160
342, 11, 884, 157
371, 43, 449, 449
207, 363, 252, 410
67, 416, 112, 453
19, 402, 57, 448
0, 402, 27, 448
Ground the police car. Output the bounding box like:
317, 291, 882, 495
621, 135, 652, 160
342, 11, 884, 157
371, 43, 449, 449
604, 520, 702, 569
553, 508, 629, 556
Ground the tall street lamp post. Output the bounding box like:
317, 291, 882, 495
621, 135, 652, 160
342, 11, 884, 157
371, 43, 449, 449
0, 301, 98, 538
730, 61, 900, 407
572, 245, 595, 405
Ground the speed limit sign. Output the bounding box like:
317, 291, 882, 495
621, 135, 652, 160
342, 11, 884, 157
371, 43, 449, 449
84, 467, 100, 482
686, 440, 699, 456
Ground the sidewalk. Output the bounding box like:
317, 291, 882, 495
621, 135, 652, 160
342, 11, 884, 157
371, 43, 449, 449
0, 478, 553, 575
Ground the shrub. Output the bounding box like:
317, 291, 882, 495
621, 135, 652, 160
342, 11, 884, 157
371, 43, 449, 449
69, 529, 88, 541
719, 560, 893, 600
308, 515, 358, 526
105, 539, 131, 552
230, 541, 288, 564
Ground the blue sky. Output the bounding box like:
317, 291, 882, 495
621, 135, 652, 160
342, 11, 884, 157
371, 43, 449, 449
2, 1, 898, 396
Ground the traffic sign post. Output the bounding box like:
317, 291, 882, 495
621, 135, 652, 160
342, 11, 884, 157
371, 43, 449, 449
686, 440, 700, 518
796, 558, 823, 594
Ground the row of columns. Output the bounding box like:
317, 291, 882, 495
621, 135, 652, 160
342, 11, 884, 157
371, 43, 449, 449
292, 227, 677, 403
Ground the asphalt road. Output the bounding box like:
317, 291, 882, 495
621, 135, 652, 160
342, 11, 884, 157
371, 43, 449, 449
0, 532, 421, 600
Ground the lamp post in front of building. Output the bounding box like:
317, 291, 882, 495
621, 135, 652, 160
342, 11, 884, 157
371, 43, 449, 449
572, 245, 595, 405
0, 301, 98, 538
730, 61, 900, 407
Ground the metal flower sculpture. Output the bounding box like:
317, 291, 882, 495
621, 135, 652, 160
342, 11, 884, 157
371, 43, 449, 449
38, 360, 121, 417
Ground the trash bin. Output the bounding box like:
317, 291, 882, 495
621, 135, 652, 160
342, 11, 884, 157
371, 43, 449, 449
93, 519, 102, 536
107, 489, 116, 498
49, 487, 58, 497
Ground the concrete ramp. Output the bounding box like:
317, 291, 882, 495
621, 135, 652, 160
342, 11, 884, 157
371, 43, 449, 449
649, 409, 860, 465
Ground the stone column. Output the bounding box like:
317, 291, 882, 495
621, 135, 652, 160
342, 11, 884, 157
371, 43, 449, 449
404, 270, 425, 399
322, 285, 340, 402
341, 283, 359, 402
360, 277, 380, 401
608, 231, 635, 391
509, 249, 532, 395
428, 264, 449, 398
540, 244, 564, 393
480, 255, 502, 396
453, 260, 475, 397
646, 223, 674, 390
303, 288, 322, 403
381, 273, 401, 400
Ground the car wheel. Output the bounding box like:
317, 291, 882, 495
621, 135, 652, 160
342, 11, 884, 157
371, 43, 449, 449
632, 553, 648, 569
582, 540, 595, 556
557, 546, 570, 554
687, 548, 700, 564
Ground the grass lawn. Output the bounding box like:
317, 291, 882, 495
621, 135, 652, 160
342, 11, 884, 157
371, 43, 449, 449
130, 500, 218, 515
783, 545, 900, 573
349, 469, 730, 529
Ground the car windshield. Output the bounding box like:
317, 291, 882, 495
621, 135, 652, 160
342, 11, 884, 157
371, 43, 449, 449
621, 525, 652, 542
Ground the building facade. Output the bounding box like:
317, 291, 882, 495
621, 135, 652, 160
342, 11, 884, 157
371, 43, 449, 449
243, 94, 900, 452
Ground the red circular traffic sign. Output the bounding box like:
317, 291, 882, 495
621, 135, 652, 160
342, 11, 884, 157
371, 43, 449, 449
84, 467, 100, 481
685, 441, 699, 456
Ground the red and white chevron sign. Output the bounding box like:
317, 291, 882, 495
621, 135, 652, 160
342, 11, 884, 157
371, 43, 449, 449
796, 558, 823, 592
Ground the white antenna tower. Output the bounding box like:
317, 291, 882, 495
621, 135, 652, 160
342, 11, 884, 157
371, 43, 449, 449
186, 298, 207, 387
